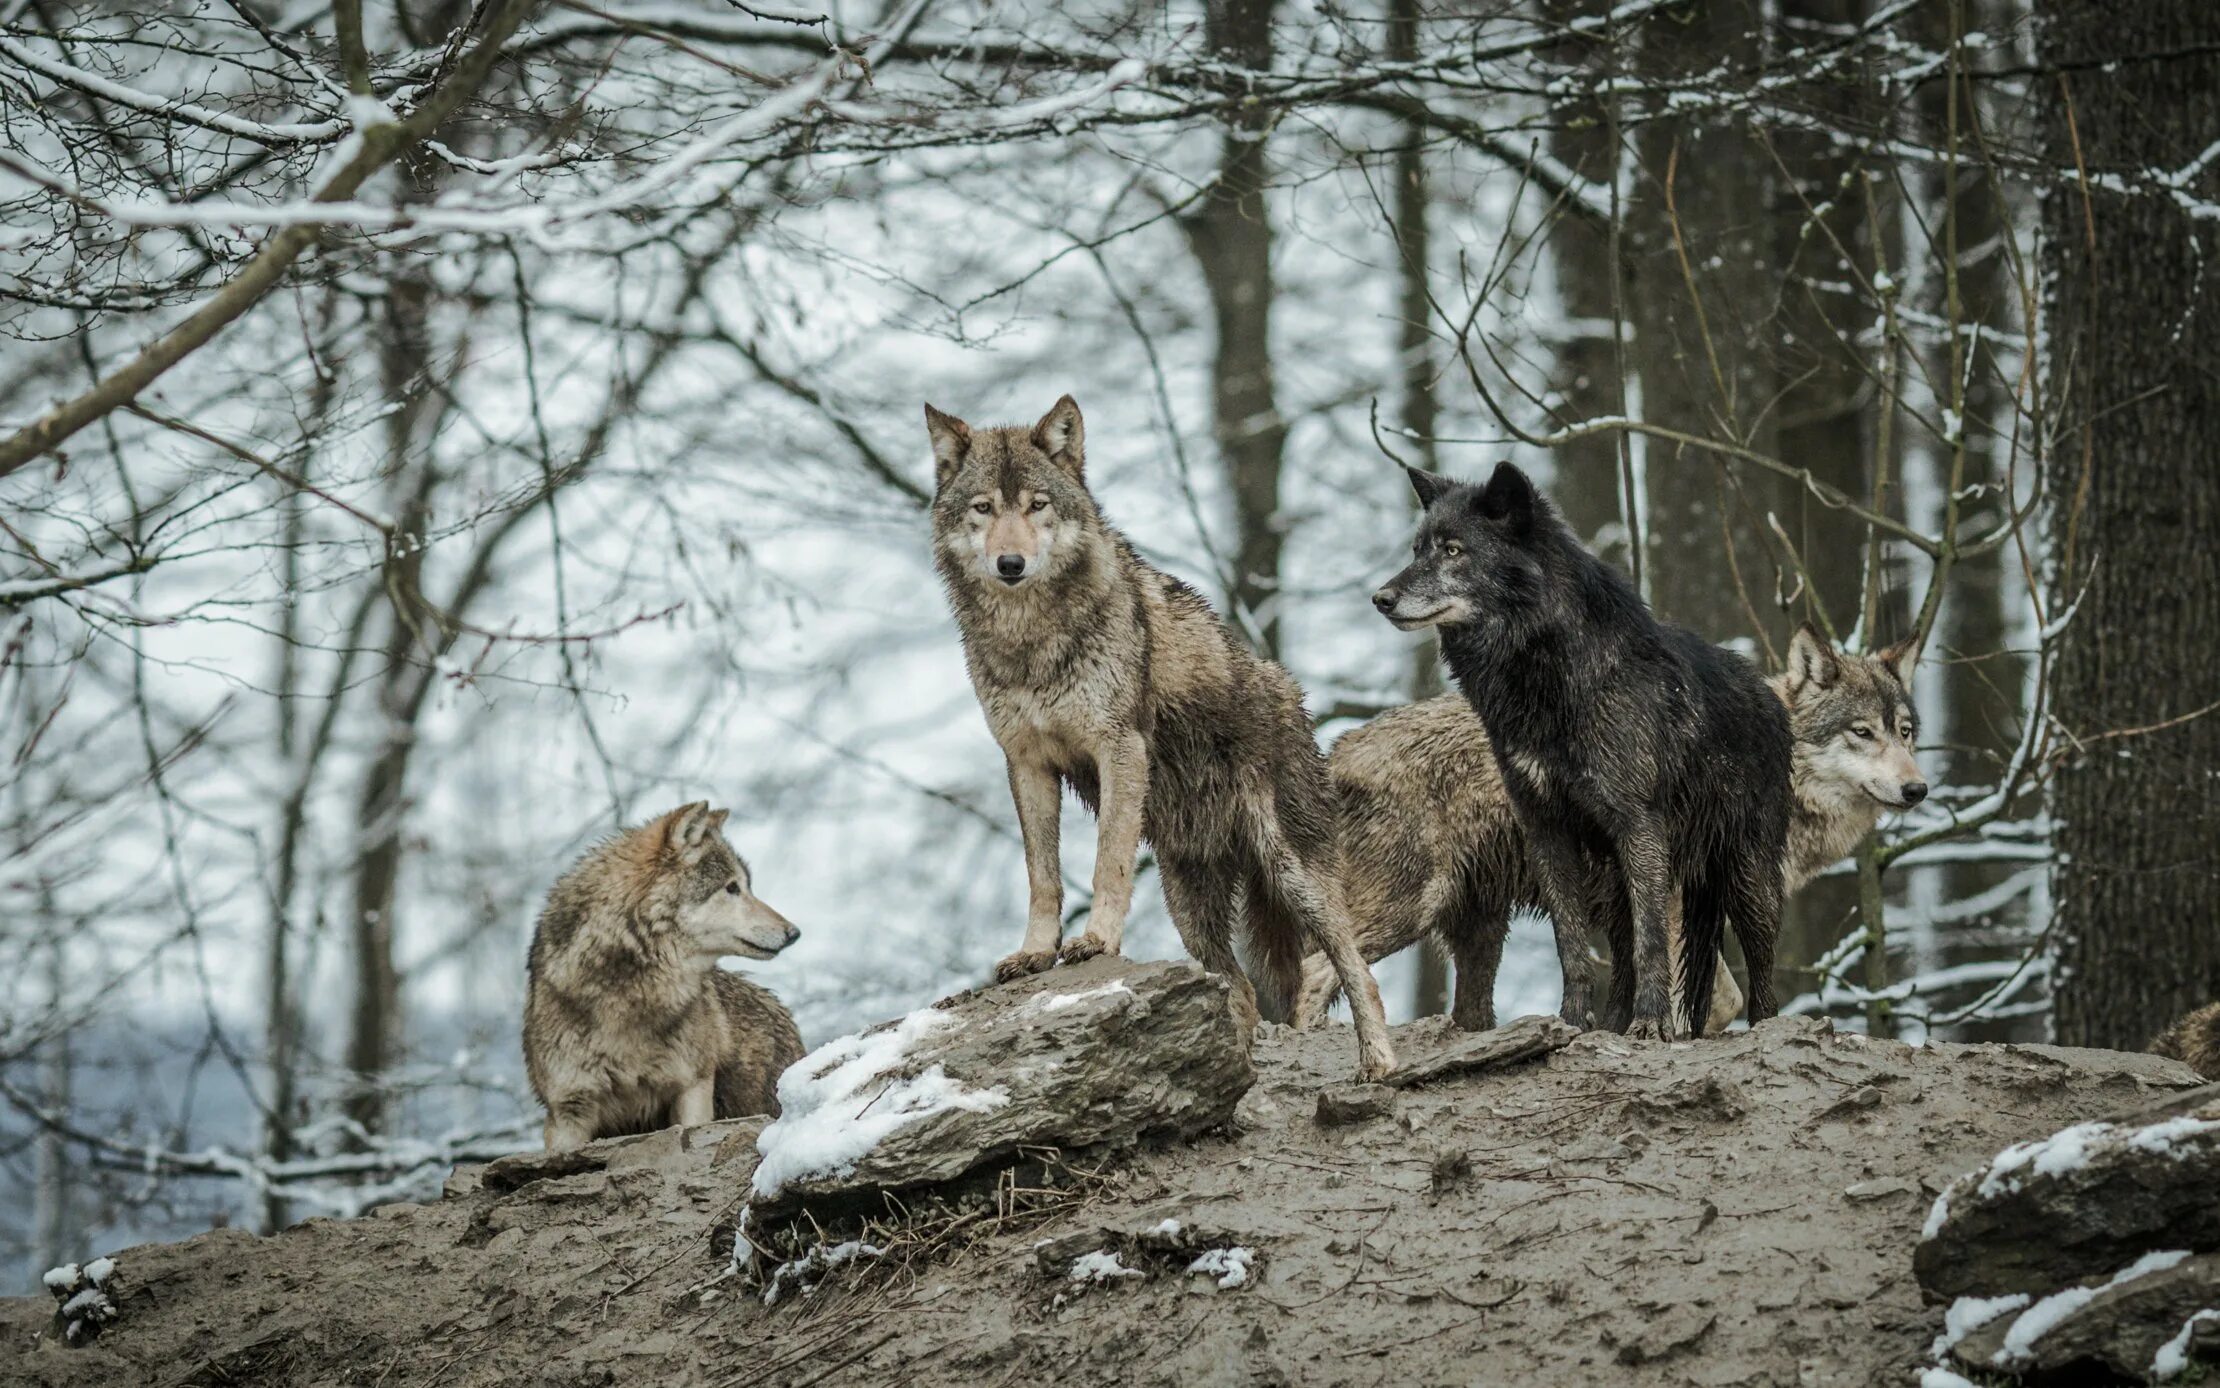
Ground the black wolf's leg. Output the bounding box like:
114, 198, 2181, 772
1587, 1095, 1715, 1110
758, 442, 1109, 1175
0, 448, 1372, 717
1445, 885, 1508, 1033
1615, 819, 1680, 1040
1523, 819, 1600, 1030
1678, 877, 1732, 1038
1725, 854, 1784, 1023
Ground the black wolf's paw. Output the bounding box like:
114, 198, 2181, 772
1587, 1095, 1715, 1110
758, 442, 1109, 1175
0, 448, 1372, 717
1559, 1000, 1597, 1031
1625, 1014, 1688, 1042
994, 950, 1057, 982
1056, 933, 1114, 966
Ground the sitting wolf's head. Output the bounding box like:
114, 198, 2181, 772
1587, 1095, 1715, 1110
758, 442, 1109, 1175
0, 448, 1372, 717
1372, 461, 1567, 631
637, 802, 799, 962
924, 396, 1096, 592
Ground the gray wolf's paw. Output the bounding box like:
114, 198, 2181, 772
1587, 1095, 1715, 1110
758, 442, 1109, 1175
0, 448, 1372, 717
1625, 1015, 1676, 1042
994, 950, 1057, 982
1356, 1045, 1400, 1084
1056, 933, 1113, 965
1451, 1007, 1498, 1033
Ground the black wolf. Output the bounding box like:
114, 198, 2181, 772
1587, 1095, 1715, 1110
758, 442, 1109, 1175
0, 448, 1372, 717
1371, 461, 1793, 1038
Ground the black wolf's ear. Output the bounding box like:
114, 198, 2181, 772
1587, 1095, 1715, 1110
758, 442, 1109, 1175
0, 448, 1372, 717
1879, 625, 1925, 693
1784, 622, 1839, 696
1405, 465, 1452, 510
923, 403, 972, 491
1475, 461, 1537, 530
664, 801, 723, 863
1031, 395, 1084, 482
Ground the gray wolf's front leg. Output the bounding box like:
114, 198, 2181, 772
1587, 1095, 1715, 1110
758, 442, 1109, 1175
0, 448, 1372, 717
1616, 819, 1681, 1041
1059, 731, 1147, 964
1000, 754, 1065, 980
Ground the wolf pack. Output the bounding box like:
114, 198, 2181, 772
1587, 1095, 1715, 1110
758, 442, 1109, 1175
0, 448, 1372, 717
522, 396, 2220, 1153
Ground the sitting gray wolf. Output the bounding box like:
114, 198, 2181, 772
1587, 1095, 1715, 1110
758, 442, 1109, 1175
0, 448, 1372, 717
1292, 626, 1927, 1033
2151, 1001, 2220, 1078
1373, 462, 1793, 1039
926, 395, 1396, 1081
525, 802, 804, 1151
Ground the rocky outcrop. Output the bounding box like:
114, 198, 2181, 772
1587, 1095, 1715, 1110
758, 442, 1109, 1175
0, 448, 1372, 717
5, 992, 2207, 1388
743, 959, 1254, 1253
1918, 1093, 2220, 1383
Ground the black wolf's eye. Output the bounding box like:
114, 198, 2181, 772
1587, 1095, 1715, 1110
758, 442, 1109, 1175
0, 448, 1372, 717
1028, 496, 1049, 514
724, 880, 742, 896
1441, 540, 1464, 558
1851, 725, 1875, 741
970, 500, 991, 517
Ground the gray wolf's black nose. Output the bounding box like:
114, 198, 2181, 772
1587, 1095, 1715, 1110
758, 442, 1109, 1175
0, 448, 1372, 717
1371, 588, 1397, 613
1902, 782, 1928, 806
784, 925, 800, 946
996, 554, 1025, 581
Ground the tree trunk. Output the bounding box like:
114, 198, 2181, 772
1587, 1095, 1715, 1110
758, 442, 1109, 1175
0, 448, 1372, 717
2042, 2, 2220, 1049
1185, 0, 1287, 660
1627, 0, 1780, 641
1388, 0, 1449, 1020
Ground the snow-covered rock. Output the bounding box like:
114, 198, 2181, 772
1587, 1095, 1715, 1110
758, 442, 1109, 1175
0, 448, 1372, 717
1915, 1099, 2220, 1301
744, 958, 1253, 1250
1948, 1251, 2220, 1383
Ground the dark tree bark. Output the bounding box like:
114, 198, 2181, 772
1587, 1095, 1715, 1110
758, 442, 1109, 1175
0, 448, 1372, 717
1627, 0, 1781, 642
1388, 0, 1449, 1019
1184, 0, 1287, 660
2042, 2, 2220, 1049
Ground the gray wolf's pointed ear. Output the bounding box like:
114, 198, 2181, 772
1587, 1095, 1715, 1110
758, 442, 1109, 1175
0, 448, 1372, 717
924, 403, 972, 491
1476, 461, 1537, 528
1879, 625, 1925, 693
1032, 395, 1084, 482
663, 801, 719, 863
1405, 465, 1452, 509
1784, 622, 1839, 696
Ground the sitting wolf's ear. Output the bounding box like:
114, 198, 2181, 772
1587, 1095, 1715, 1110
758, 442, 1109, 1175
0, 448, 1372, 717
1032, 395, 1084, 482
663, 801, 727, 863
1475, 461, 1537, 530
1784, 622, 1839, 695
924, 403, 972, 491
1878, 626, 1924, 692
1404, 465, 1452, 509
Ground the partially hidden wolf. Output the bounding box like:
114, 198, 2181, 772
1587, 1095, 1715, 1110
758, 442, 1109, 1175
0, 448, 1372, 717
525, 802, 804, 1151
926, 396, 1396, 1080
1292, 626, 1927, 1033
1372, 461, 1794, 1039
2150, 1001, 2220, 1078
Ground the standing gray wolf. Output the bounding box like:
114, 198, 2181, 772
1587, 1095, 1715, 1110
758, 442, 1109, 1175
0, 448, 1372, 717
1371, 461, 1793, 1039
1292, 627, 1928, 1033
525, 802, 804, 1151
2150, 1002, 2220, 1078
925, 395, 1397, 1081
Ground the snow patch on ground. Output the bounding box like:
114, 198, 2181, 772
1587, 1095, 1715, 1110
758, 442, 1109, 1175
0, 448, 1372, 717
752, 1007, 1008, 1198
1068, 1250, 1144, 1284
1187, 1246, 1256, 1289
760, 1239, 886, 1306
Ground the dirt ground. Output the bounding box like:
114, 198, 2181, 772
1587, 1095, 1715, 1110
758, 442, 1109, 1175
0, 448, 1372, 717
3, 1014, 2203, 1388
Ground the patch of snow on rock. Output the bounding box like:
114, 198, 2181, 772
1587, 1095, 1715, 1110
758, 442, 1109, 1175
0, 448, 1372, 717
752, 1006, 1009, 1198
1992, 1251, 2193, 1369
2151, 1308, 2220, 1381
1930, 1293, 2029, 1359
1033, 980, 1134, 1013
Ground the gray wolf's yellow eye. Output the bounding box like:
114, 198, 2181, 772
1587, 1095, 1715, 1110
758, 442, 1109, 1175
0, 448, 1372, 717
1852, 725, 1875, 741
1028, 496, 1049, 514
970, 500, 991, 516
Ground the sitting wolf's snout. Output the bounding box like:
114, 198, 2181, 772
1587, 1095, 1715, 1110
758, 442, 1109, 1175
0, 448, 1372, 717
1371, 585, 1399, 614
995, 554, 1026, 582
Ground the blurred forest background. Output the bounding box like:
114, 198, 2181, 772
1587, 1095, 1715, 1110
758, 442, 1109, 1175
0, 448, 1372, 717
2, 0, 2214, 1289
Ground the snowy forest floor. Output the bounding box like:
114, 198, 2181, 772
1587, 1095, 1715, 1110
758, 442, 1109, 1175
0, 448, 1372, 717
2, 1014, 2204, 1388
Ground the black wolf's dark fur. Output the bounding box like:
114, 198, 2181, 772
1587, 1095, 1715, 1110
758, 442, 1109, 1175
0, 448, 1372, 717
1375, 462, 1793, 1035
